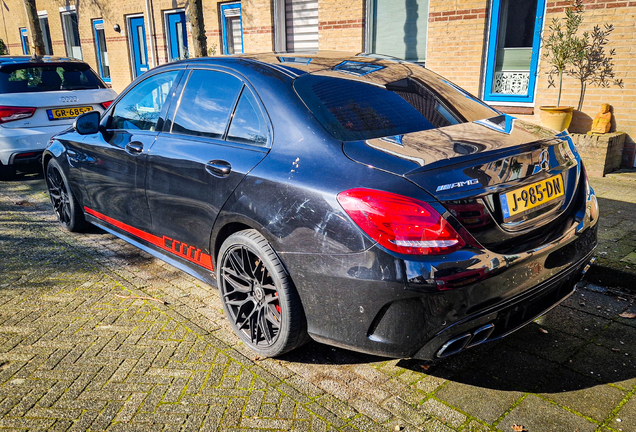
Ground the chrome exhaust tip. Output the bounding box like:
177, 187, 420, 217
436, 323, 496, 358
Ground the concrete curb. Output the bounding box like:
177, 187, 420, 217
584, 264, 636, 293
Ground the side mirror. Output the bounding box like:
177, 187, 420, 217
74, 111, 101, 135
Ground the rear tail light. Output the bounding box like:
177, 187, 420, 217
101, 100, 114, 110
0, 106, 36, 124
337, 188, 466, 255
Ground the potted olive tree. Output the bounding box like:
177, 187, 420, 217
539, 0, 583, 131
569, 23, 623, 112
540, 0, 623, 131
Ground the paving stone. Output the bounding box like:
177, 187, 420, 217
538, 367, 626, 422
462, 420, 495, 432
503, 319, 589, 363
567, 343, 636, 391
419, 398, 466, 428
562, 289, 632, 319
382, 396, 428, 425
412, 374, 447, 394
349, 397, 393, 423
609, 394, 636, 432
593, 321, 636, 356
539, 306, 611, 339
467, 345, 559, 392
497, 394, 598, 432
435, 371, 523, 425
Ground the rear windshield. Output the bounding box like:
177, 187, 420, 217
294, 74, 495, 141
0, 63, 105, 94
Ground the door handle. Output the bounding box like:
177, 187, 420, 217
205, 160, 232, 178
126, 141, 144, 155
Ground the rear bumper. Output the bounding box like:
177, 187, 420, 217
413, 249, 594, 359
281, 194, 598, 360
0, 124, 70, 165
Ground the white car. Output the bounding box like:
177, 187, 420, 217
0, 56, 117, 179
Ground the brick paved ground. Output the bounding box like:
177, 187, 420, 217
0, 174, 635, 432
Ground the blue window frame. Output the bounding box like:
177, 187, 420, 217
221, 3, 243, 54
92, 19, 110, 82
20, 28, 29, 55
278, 57, 312, 65
333, 61, 384, 77
165, 11, 188, 61
483, 0, 546, 104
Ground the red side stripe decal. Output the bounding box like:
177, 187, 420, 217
84, 207, 214, 271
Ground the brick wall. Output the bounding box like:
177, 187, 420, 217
317, 0, 364, 51
425, 0, 489, 96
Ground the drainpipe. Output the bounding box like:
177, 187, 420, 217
144, 0, 157, 68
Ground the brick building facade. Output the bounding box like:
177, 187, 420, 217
1, 0, 634, 166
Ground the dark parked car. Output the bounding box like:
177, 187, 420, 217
43, 53, 598, 360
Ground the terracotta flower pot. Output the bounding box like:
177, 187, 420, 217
539, 106, 574, 131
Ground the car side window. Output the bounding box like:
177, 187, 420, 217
171, 70, 243, 139
226, 88, 268, 146
110, 71, 179, 131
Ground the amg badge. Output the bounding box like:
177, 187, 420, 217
436, 179, 479, 192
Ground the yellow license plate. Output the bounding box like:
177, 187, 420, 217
47, 106, 92, 120
500, 174, 565, 220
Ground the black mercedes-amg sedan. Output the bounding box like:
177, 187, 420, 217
43, 53, 598, 360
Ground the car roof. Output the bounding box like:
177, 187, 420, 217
0, 55, 88, 66
149, 51, 498, 123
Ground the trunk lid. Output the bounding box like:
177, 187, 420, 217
0, 88, 116, 128
342, 116, 583, 253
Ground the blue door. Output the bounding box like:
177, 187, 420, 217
128, 16, 149, 78
20, 28, 29, 54
483, 0, 546, 103
166, 11, 188, 61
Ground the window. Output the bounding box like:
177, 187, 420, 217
93, 19, 110, 82
20, 28, 29, 55
172, 70, 243, 139
274, 0, 318, 52
227, 89, 268, 146
483, 0, 546, 103
110, 71, 179, 131
0, 63, 105, 94
293, 75, 488, 141
61, 11, 82, 59
367, 0, 429, 62
333, 61, 384, 77
38, 14, 53, 55
220, 3, 243, 54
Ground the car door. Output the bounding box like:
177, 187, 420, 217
146, 68, 270, 262
76, 69, 183, 231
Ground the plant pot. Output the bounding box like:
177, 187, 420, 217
539, 106, 574, 131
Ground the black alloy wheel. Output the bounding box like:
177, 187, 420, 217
45, 159, 86, 232
218, 230, 308, 357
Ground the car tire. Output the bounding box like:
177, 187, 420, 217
45, 159, 86, 232
217, 229, 308, 357
0, 162, 16, 181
